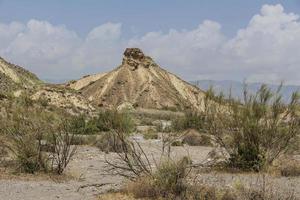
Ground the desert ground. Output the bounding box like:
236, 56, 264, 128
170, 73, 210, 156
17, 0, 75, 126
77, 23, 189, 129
1, 136, 299, 200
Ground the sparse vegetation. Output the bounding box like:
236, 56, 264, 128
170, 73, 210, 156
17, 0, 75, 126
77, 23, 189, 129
203, 85, 300, 171
104, 130, 154, 179
95, 110, 135, 134
143, 129, 159, 140
0, 96, 77, 175
49, 120, 77, 175
171, 111, 205, 132
125, 157, 190, 199
234, 175, 297, 200
182, 130, 212, 146
279, 158, 300, 177
95, 131, 126, 153
3, 108, 51, 173
69, 114, 98, 135
125, 172, 297, 200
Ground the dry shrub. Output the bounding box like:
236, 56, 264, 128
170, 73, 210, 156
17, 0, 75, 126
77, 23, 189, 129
279, 159, 300, 177
171, 140, 183, 146
237, 185, 296, 200
95, 132, 126, 153
153, 158, 189, 197
125, 157, 190, 199
104, 130, 154, 180
125, 176, 157, 199
71, 135, 98, 145
234, 175, 297, 200
126, 177, 238, 200
143, 129, 159, 140
0, 136, 8, 158
220, 190, 238, 200
98, 192, 135, 200
50, 120, 77, 175
182, 130, 212, 146
185, 185, 218, 200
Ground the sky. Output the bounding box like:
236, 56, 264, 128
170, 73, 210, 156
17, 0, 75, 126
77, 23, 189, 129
0, 0, 300, 84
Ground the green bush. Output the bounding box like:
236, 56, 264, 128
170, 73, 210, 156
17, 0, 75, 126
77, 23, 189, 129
172, 112, 205, 132
69, 115, 99, 135
2, 103, 77, 175
204, 84, 300, 171
95, 110, 135, 134
4, 110, 50, 173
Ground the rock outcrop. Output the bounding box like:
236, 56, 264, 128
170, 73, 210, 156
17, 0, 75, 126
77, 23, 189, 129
122, 48, 158, 70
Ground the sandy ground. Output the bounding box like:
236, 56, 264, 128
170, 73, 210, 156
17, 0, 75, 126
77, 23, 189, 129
0, 139, 299, 200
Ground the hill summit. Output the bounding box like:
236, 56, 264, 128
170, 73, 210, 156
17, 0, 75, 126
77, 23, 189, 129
68, 48, 206, 111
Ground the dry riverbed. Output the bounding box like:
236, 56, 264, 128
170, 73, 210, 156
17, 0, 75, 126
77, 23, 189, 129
0, 139, 299, 200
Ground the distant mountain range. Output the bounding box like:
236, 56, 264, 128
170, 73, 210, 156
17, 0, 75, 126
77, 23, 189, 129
192, 80, 300, 103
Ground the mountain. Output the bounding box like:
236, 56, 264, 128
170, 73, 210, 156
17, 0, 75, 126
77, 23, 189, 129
67, 48, 206, 111
0, 57, 41, 92
193, 80, 300, 103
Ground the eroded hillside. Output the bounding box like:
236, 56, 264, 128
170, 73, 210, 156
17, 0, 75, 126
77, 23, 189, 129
68, 48, 206, 111
0, 57, 41, 92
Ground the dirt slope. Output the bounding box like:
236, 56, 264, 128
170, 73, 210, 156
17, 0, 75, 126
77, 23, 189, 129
0, 56, 95, 114
0, 57, 41, 92
31, 85, 96, 114
68, 48, 206, 111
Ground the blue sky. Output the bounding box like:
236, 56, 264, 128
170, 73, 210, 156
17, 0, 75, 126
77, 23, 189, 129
1, 0, 299, 37
0, 0, 300, 84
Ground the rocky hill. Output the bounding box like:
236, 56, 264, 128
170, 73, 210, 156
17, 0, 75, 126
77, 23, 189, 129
67, 48, 206, 111
0, 56, 95, 114
0, 57, 41, 92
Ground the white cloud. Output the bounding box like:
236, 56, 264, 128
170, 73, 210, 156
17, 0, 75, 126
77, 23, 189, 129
224, 4, 300, 84
129, 20, 226, 71
0, 4, 300, 84
6, 20, 80, 60
86, 22, 121, 42
72, 23, 124, 72
0, 22, 25, 51
0, 20, 123, 80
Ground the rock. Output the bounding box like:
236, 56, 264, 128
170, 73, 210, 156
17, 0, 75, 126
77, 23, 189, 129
117, 102, 135, 111
152, 120, 172, 130
123, 48, 149, 70
124, 48, 145, 60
